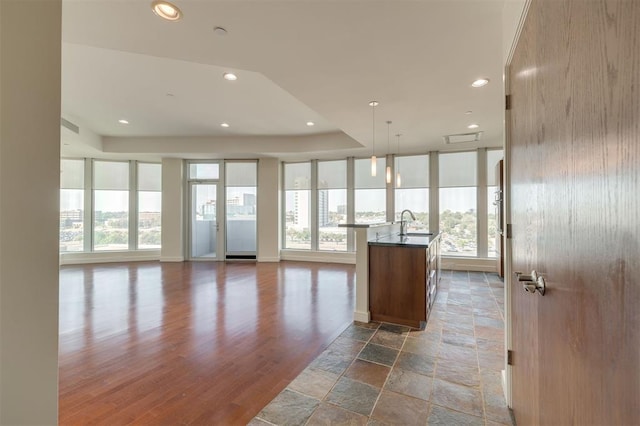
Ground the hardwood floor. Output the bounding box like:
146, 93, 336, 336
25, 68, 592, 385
58, 261, 355, 425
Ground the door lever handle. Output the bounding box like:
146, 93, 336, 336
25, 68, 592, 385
515, 270, 546, 296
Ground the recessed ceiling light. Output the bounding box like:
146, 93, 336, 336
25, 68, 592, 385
468, 124, 479, 129
118, 119, 129, 124
151, 1, 182, 21
223, 72, 237, 81
368, 100, 379, 107
471, 78, 489, 88
221, 122, 230, 128
306, 121, 315, 126
213, 26, 228, 36
465, 110, 473, 115
166, 93, 175, 97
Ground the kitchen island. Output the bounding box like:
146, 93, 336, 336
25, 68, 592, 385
339, 222, 400, 323
368, 233, 441, 328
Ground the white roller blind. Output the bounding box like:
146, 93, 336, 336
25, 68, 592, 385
439, 152, 477, 187
395, 155, 429, 188
189, 163, 219, 180
318, 160, 346, 189
138, 163, 161, 191
226, 162, 257, 186
355, 158, 386, 189
61, 158, 84, 189
284, 162, 311, 190
94, 161, 129, 190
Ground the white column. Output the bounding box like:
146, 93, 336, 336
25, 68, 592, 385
160, 158, 184, 261
0, 0, 61, 423
257, 157, 280, 262
353, 227, 371, 323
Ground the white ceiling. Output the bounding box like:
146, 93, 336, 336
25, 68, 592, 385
61, 0, 511, 160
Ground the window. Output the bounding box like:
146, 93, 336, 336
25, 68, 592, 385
395, 155, 429, 232
317, 160, 347, 251
226, 162, 257, 255
137, 163, 162, 249
354, 157, 386, 224
189, 163, 219, 180
439, 152, 477, 256
284, 162, 311, 249
486, 149, 503, 257
93, 161, 130, 251
60, 159, 85, 252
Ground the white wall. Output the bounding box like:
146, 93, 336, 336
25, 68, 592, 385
0, 0, 61, 423
257, 158, 280, 261
160, 158, 184, 261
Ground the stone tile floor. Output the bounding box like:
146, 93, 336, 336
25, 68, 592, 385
250, 270, 512, 426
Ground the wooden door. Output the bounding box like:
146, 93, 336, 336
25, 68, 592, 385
508, 0, 640, 424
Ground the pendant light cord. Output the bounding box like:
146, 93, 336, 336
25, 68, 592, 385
372, 104, 376, 156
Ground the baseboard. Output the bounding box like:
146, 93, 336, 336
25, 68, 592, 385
258, 256, 281, 263
60, 251, 160, 265
442, 257, 498, 272
280, 250, 355, 265
353, 310, 371, 323
160, 256, 185, 262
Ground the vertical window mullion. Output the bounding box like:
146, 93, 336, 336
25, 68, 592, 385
129, 161, 137, 250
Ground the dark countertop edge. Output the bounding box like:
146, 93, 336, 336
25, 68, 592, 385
368, 232, 440, 248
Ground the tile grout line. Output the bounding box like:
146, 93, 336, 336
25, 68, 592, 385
365, 325, 412, 421
301, 321, 381, 425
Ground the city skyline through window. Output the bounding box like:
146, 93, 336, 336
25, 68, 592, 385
318, 160, 347, 251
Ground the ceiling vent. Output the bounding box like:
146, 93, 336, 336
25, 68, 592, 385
443, 131, 483, 144
60, 117, 79, 134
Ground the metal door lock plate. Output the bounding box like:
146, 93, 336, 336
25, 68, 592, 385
515, 270, 546, 296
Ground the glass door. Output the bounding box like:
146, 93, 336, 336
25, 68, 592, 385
190, 183, 219, 259
225, 161, 257, 259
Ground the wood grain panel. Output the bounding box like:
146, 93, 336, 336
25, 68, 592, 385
58, 261, 355, 425
369, 245, 426, 328
509, 0, 640, 424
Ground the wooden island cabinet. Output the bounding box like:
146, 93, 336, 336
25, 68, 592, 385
368, 233, 440, 329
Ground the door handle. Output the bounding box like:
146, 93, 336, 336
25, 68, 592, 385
515, 270, 546, 296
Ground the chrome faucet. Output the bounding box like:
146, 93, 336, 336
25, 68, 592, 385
399, 209, 416, 236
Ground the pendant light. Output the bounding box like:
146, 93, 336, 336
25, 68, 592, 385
369, 101, 379, 176
385, 121, 392, 184
395, 133, 402, 187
